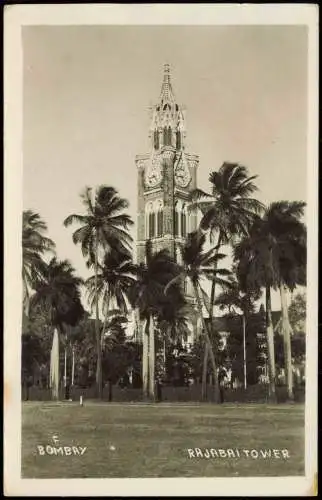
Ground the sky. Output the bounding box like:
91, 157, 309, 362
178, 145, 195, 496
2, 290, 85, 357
22, 25, 308, 312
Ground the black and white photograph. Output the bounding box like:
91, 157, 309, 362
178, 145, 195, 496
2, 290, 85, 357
4, 4, 318, 497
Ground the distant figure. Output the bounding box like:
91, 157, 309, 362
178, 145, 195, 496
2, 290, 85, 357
218, 367, 227, 403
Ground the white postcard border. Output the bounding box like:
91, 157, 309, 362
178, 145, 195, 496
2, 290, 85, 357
4, 4, 318, 497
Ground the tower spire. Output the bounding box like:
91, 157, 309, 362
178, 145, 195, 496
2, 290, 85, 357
159, 63, 175, 104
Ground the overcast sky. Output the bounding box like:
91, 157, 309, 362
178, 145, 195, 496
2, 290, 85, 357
23, 25, 308, 311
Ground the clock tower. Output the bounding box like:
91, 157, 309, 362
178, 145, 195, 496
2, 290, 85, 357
136, 64, 199, 264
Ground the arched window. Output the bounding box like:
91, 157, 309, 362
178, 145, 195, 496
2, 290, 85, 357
145, 213, 149, 239
181, 209, 187, 237
176, 131, 181, 150
174, 202, 179, 236
167, 127, 172, 146
146, 203, 154, 239
163, 127, 167, 146
157, 205, 163, 237
148, 212, 152, 238
163, 127, 172, 146
149, 212, 155, 238
154, 130, 159, 150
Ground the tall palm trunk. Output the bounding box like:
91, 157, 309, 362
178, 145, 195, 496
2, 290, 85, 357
265, 285, 276, 402
202, 234, 222, 400
142, 318, 149, 399
100, 291, 111, 350
163, 328, 170, 378
242, 313, 247, 390
23, 276, 30, 317
209, 235, 223, 313
148, 315, 155, 400
193, 281, 220, 403
71, 344, 75, 386
280, 282, 294, 401
64, 331, 67, 392
201, 343, 209, 400
50, 327, 60, 400
94, 234, 103, 399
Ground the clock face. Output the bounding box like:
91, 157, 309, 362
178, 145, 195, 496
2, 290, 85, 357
144, 155, 162, 188
175, 155, 191, 188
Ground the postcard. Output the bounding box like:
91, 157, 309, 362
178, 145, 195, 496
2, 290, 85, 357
4, 3, 318, 497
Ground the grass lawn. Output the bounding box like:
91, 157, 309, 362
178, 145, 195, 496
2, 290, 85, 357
21, 402, 305, 478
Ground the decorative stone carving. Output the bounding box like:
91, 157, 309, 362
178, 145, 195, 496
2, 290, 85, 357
144, 154, 162, 188
174, 153, 191, 188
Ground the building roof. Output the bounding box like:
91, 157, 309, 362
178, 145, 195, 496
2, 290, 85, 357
204, 310, 282, 334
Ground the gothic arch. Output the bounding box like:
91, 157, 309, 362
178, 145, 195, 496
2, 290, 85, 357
145, 202, 155, 239
181, 203, 187, 237
163, 126, 172, 146
146, 200, 164, 239
176, 130, 181, 150
173, 200, 188, 238
174, 200, 182, 237
154, 130, 159, 150
156, 199, 164, 238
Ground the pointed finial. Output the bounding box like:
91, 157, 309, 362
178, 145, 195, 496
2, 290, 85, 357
163, 63, 171, 87
160, 63, 175, 103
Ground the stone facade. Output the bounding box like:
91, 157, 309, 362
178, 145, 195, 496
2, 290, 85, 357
136, 65, 199, 265
135, 64, 200, 344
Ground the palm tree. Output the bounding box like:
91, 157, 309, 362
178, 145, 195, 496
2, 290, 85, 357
63, 186, 133, 398
262, 201, 306, 400
189, 162, 264, 394
21, 332, 44, 399
67, 312, 94, 386
215, 275, 261, 390
129, 241, 179, 400
68, 325, 84, 387
31, 258, 84, 326
234, 201, 306, 401
102, 314, 128, 349
86, 248, 136, 345
156, 285, 190, 379
166, 231, 232, 403
22, 210, 55, 316
30, 257, 84, 398
234, 218, 278, 401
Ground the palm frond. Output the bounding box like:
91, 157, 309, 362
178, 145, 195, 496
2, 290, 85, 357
80, 186, 94, 213
63, 214, 89, 227
188, 188, 213, 202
